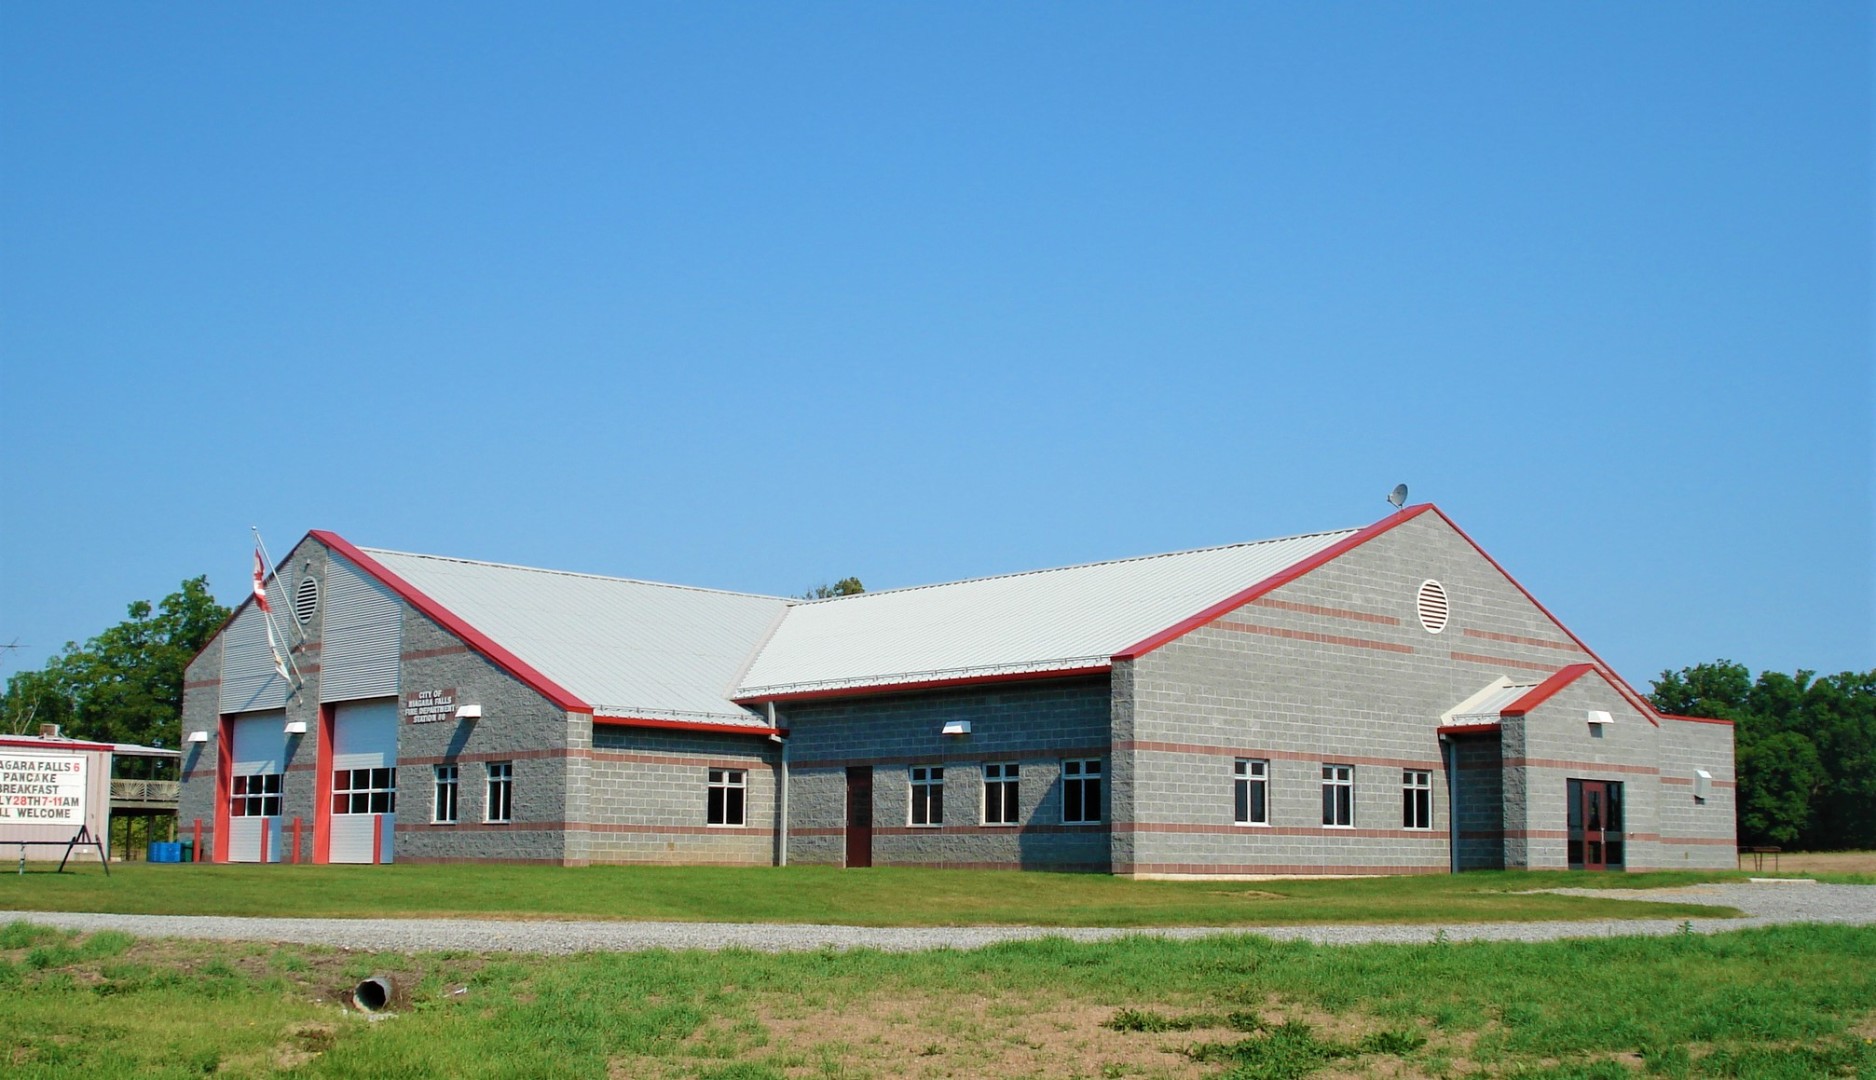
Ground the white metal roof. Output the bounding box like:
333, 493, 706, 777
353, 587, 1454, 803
1445, 681, 1540, 727
363, 549, 791, 726
735, 527, 1360, 698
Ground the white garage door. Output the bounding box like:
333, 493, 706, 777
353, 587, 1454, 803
329, 698, 398, 864
227, 711, 286, 863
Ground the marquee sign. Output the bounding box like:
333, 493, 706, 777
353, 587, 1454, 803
0, 753, 87, 825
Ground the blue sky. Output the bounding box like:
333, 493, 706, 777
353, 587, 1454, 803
2, 4, 1869, 689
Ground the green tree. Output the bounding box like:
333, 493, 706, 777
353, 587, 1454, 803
1, 577, 229, 753
800, 577, 865, 600
1652, 660, 1876, 850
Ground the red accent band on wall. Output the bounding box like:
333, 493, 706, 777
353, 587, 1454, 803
1250, 596, 1401, 625
1213, 620, 1416, 654
310, 530, 592, 714
1461, 627, 1582, 652
1115, 505, 1436, 660
1449, 650, 1561, 673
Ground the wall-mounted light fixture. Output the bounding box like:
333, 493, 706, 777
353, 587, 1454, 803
455, 705, 482, 720
284, 721, 308, 735
1586, 710, 1613, 726
185, 730, 209, 744
941, 720, 970, 736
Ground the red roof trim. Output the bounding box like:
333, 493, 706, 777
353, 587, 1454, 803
0, 736, 116, 753
592, 715, 780, 738
1501, 663, 1598, 715
1114, 505, 1436, 661
737, 664, 1111, 704
311, 530, 593, 714
1661, 712, 1736, 727
1436, 724, 1501, 738
1429, 509, 1661, 727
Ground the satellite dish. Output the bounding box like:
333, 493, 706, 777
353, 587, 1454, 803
1387, 483, 1408, 509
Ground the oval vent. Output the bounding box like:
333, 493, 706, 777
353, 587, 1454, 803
1415, 579, 1449, 634
294, 576, 320, 625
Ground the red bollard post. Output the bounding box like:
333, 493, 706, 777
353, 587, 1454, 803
292, 817, 303, 864
192, 818, 203, 862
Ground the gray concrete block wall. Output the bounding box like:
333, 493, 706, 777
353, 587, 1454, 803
1655, 717, 1737, 869
1452, 736, 1503, 869
178, 535, 332, 861
777, 678, 1112, 870
392, 605, 577, 864
583, 726, 778, 865
1122, 511, 1664, 875
1507, 677, 1661, 870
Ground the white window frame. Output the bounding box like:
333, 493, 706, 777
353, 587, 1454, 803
332, 767, 395, 816
1322, 764, 1354, 828
485, 761, 513, 824
1234, 759, 1269, 826
1402, 768, 1432, 830
1062, 758, 1104, 825
983, 762, 1020, 826
433, 764, 459, 825
230, 772, 282, 818
909, 765, 944, 827
707, 768, 747, 827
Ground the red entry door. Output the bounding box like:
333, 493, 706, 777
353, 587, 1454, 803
845, 767, 873, 869
1568, 779, 1624, 870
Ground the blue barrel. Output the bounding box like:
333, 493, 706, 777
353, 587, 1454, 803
146, 841, 180, 863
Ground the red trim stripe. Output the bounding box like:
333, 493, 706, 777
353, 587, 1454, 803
311, 530, 591, 714
738, 666, 1109, 704
1214, 620, 1415, 654
1502, 663, 1598, 714
592, 715, 779, 737
1116, 505, 1436, 660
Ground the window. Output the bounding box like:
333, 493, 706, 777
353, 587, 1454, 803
708, 768, 746, 826
983, 762, 1020, 825
230, 773, 282, 817
1063, 758, 1103, 824
1322, 764, 1353, 827
433, 764, 459, 824
486, 761, 513, 824
1234, 759, 1268, 825
910, 765, 944, 826
331, 768, 395, 815
1402, 769, 1432, 830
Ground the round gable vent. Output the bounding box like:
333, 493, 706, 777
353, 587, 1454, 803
1415, 579, 1449, 634
294, 576, 320, 625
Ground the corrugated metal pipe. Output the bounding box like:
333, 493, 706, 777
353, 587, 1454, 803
352, 975, 397, 1013
769, 701, 788, 867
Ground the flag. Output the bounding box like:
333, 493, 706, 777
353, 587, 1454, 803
253, 546, 289, 681
252, 549, 272, 612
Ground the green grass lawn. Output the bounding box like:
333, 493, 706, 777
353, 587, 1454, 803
4, 920, 1873, 1079
0, 863, 1768, 927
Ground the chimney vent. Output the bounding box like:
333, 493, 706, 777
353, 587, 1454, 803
39, 722, 61, 739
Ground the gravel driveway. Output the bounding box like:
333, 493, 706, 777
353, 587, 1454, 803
3, 882, 1870, 955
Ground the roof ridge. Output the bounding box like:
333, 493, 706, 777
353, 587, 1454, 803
358, 547, 797, 603
794, 526, 1365, 604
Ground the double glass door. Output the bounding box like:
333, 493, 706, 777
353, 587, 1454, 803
1567, 779, 1624, 870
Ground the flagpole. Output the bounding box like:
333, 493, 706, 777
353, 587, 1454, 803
250, 526, 305, 690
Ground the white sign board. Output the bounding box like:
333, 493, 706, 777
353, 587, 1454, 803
0, 753, 88, 826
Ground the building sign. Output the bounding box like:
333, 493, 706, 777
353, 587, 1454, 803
402, 688, 458, 724
0, 753, 87, 825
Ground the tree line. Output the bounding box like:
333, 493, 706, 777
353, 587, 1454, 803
1650, 661, 1874, 851
4, 578, 1869, 851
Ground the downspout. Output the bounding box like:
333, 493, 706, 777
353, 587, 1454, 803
769, 701, 788, 867
1441, 734, 1457, 874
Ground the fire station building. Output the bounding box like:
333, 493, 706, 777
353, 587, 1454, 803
177, 504, 1736, 874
